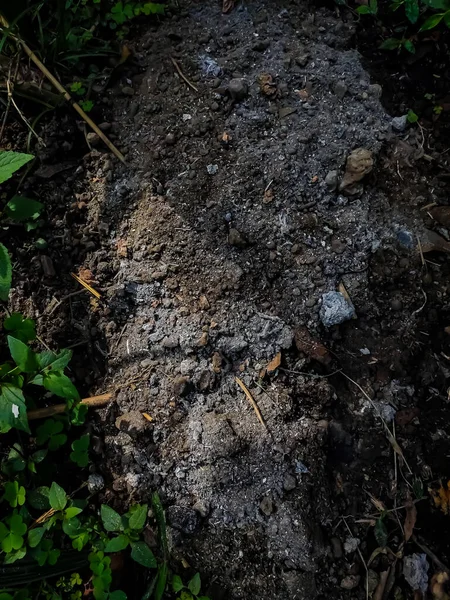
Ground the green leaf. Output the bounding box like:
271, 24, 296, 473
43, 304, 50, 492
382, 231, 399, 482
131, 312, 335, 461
130, 541, 156, 568
142, 2, 165, 14
0, 384, 30, 434
172, 575, 184, 593
403, 39, 416, 53
407, 109, 419, 123
5, 196, 43, 222
0, 151, 34, 184
128, 504, 148, 530
70, 402, 88, 425
101, 505, 123, 532
405, 0, 419, 22
43, 372, 79, 400
28, 486, 50, 510
188, 573, 201, 596
357, 5, 373, 13
155, 563, 168, 600
65, 507, 83, 519
4, 313, 36, 343
179, 591, 194, 600
3, 481, 25, 507
379, 37, 403, 49
422, 0, 450, 9
104, 534, 129, 553
374, 517, 388, 547
49, 482, 67, 511
70, 434, 90, 467
109, 592, 127, 600
8, 336, 38, 373
444, 9, 450, 25
28, 527, 45, 548
420, 12, 445, 29
0, 243, 12, 302
42, 349, 72, 373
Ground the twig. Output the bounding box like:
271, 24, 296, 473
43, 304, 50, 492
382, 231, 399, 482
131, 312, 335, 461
341, 371, 412, 474
71, 273, 101, 299
47, 289, 87, 316
170, 57, 199, 92
373, 569, 390, 600
27, 393, 112, 421
235, 376, 267, 430
412, 534, 450, 574
2, 25, 125, 162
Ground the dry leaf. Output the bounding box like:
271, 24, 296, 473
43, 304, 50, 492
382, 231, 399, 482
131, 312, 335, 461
430, 481, 450, 514
78, 268, 95, 283
311, 175, 318, 183
296, 88, 309, 99
212, 351, 222, 373
404, 498, 417, 542
119, 44, 131, 65
258, 73, 280, 98
430, 572, 450, 600
294, 326, 331, 365
117, 238, 128, 258
266, 352, 281, 374
222, 0, 234, 13
263, 188, 274, 203
420, 229, 450, 254
221, 131, 231, 144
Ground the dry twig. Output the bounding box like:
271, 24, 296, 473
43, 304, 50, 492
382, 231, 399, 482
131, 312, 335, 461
28, 393, 112, 420
235, 376, 267, 430
170, 57, 199, 92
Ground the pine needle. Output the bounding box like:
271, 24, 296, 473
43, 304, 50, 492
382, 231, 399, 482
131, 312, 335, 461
71, 273, 101, 299
235, 376, 267, 430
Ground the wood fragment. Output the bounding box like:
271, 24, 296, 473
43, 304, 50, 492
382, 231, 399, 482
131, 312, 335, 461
170, 57, 199, 92
142, 412, 153, 422
404, 497, 417, 542
71, 273, 101, 299
28, 393, 112, 421
235, 376, 267, 430
373, 569, 390, 600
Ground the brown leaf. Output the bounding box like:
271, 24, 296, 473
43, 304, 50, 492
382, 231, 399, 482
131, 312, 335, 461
430, 572, 450, 600
404, 499, 417, 542
430, 481, 450, 515
263, 188, 274, 204
117, 238, 128, 258
222, 0, 235, 13
258, 73, 280, 98
266, 352, 281, 374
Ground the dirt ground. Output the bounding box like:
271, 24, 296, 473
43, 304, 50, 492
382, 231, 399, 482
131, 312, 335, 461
5, 0, 450, 598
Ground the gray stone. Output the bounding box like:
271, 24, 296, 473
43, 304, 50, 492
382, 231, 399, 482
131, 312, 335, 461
260, 495, 274, 516
87, 473, 105, 493
325, 170, 338, 191
397, 229, 414, 249
121, 86, 134, 96
391, 115, 408, 132
86, 132, 100, 146
403, 553, 429, 592
319, 291, 355, 327
206, 164, 218, 175
228, 78, 249, 101
283, 473, 297, 491
368, 83, 382, 98
115, 411, 148, 436
228, 228, 248, 248
341, 575, 360, 590
334, 81, 347, 99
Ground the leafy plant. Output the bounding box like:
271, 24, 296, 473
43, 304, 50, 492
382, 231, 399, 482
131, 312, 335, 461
357, 0, 378, 15
171, 573, 210, 600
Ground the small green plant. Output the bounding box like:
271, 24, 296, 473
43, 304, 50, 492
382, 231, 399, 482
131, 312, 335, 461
407, 109, 419, 123
379, 36, 416, 53
357, 0, 378, 15
171, 573, 211, 600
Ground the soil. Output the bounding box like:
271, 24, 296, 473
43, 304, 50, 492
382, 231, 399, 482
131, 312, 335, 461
3, 0, 450, 598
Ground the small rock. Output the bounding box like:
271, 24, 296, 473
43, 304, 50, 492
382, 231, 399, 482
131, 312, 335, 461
166, 505, 198, 534
330, 536, 343, 559
34, 238, 48, 250
320, 291, 355, 327
339, 148, 373, 195
252, 39, 270, 51
325, 170, 338, 191
87, 473, 105, 494
165, 133, 176, 145
86, 132, 100, 146
344, 536, 360, 554
162, 335, 179, 349
391, 298, 403, 311
228, 78, 249, 101
173, 375, 190, 397
283, 473, 297, 491
392, 115, 408, 132
295, 54, 309, 67
228, 228, 248, 248
41, 256, 55, 277
397, 229, 415, 249
260, 495, 274, 516
115, 411, 148, 436
279, 106, 297, 119
193, 499, 210, 518
368, 83, 382, 98
207, 164, 218, 175
403, 553, 429, 592
121, 86, 134, 96
334, 81, 347, 99
340, 575, 360, 590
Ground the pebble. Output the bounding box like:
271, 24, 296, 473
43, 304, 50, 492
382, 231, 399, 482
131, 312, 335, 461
368, 83, 382, 98
334, 81, 347, 99
173, 375, 190, 397
228, 228, 248, 248
397, 229, 414, 249
193, 499, 210, 518
165, 133, 176, 145
207, 164, 218, 175
87, 473, 105, 493
121, 86, 134, 96
391, 298, 403, 311
325, 170, 338, 191
86, 132, 100, 146
228, 78, 249, 101
115, 411, 148, 436
319, 291, 355, 327
391, 115, 408, 132
259, 495, 274, 516
283, 473, 297, 491
340, 575, 360, 590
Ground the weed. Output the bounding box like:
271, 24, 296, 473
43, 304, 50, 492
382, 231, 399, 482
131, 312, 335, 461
172, 573, 210, 600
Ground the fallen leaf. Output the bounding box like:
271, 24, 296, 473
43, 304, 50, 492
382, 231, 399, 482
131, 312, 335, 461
258, 73, 280, 98
263, 188, 274, 204
430, 481, 450, 514
430, 571, 450, 600
78, 268, 95, 284
222, 0, 234, 13
266, 352, 281, 374
294, 326, 331, 365
404, 498, 417, 542
296, 88, 309, 99
420, 229, 450, 254
119, 44, 131, 65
